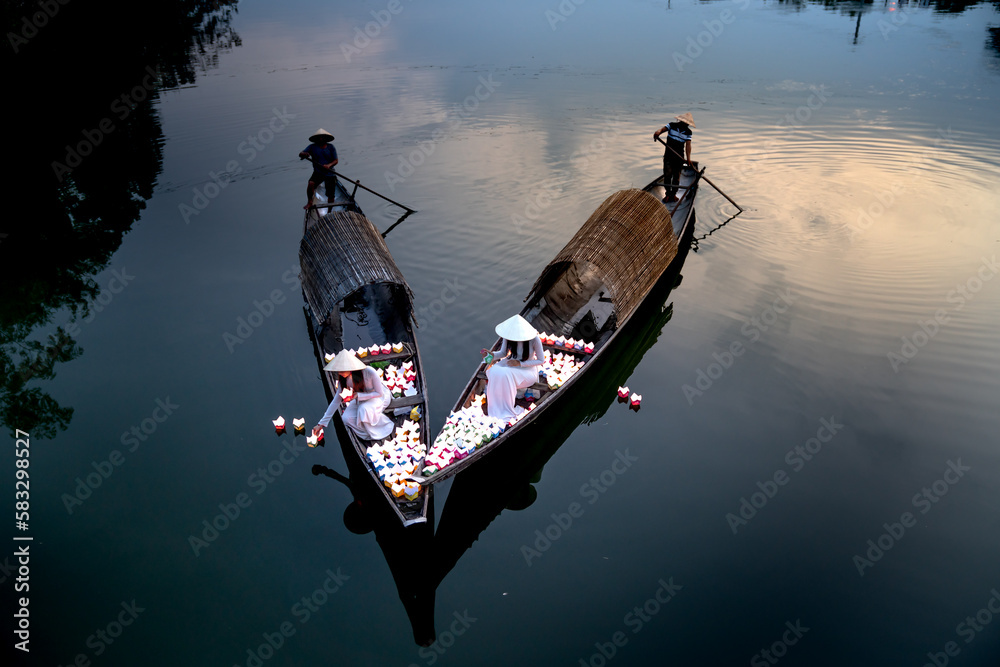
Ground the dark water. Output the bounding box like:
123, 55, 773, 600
4, 1, 1000, 665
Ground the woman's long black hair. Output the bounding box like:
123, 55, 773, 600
505, 338, 531, 362
340, 369, 366, 392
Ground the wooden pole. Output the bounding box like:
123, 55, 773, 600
301, 155, 417, 213
657, 136, 743, 212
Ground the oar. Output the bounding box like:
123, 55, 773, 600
656, 136, 743, 213
301, 155, 417, 214
380, 209, 414, 239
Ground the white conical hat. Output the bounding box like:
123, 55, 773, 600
309, 128, 335, 143
674, 113, 695, 128
495, 314, 538, 342
323, 349, 365, 372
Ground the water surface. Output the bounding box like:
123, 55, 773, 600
4, 1, 1000, 665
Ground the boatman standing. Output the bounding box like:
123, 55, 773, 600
299, 128, 339, 209
653, 113, 694, 203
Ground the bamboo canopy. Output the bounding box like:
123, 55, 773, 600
526, 189, 678, 321
299, 210, 414, 324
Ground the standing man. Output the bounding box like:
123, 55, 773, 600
299, 128, 338, 209
653, 113, 695, 203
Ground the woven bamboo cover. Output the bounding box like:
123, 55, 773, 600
299, 211, 414, 323
527, 189, 677, 320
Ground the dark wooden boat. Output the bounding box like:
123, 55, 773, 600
299, 179, 431, 526
418, 164, 704, 485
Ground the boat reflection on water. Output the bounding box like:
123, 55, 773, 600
313, 215, 694, 646
311, 411, 437, 647
433, 218, 694, 591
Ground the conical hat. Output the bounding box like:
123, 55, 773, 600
674, 113, 695, 128
323, 349, 365, 372
495, 314, 538, 342
310, 128, 335, 143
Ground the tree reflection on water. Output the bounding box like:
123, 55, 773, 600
0, 1, 241, 438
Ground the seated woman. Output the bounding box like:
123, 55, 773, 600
313, 349, 394, 441
485, 314, 544, 422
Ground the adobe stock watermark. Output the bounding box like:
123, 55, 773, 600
511, 117, 623, 235
545, 0, 590, 31
887, 255, 997, 372
61, 397, 180, 515
847, 127, 957, 242
682, 289, 796, 405
852, 459, 971, 577
223, 264, 301, 353
406, 610, 478, 667
232, 567, 349, 667
577, 578, 683, 667
750, 619, 810, 667
16, 329, 77, 386
56, 600, 145, 666
7, 0, 72, 55
384, 74, 501, 192
921, 587, 1000, 667
20, 267, 133, 385
187, 436, 311, 556
877, 3, 912, 41
521, 449, 638, 566
51, 66, 159, 182
673, 0, 751, 71
179, 107, 296, 224
340, 0, 415, 62
730, 85, 832, 184
415, 276, 465, 326
726, 417, 844, 535
64, 266, 135, 337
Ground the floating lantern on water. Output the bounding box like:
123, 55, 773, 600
630, 393, 642, 407
272, 416, 285, 431
292, 418, 305, 433
617, 386, 629, 401
306, 429, 324, 447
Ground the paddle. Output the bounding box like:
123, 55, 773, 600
656, 136, 743, 213
300, 155, 417, 214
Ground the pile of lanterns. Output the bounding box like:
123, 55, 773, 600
373, 360, 418, 398
423, 399, 513, 476
349, 341, 407, 359
537, 332, 595, 355
540, 349, 585, 390
365, 419, 425, 501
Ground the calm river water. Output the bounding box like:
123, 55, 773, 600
4, 0, 1000, 665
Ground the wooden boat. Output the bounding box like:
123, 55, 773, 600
299, 180, 431, 526
417, 164, 704, 485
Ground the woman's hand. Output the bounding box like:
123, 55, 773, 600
312, 425, 323, 437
